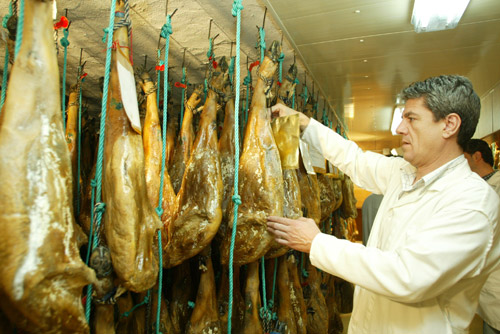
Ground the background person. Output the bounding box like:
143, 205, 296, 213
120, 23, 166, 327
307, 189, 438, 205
465, 138, 500, 334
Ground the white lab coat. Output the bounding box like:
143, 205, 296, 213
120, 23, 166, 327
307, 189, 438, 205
302, 119, 500, 334
478, 171, 500, 330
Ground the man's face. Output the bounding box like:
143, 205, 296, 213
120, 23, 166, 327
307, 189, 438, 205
396, 97, 446, 168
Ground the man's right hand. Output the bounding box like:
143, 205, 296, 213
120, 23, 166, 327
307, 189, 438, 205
271, 103, 310, 131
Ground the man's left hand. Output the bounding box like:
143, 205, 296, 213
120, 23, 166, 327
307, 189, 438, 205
267, 216, 321, 253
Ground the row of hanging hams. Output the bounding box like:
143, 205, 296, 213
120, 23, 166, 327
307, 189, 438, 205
0, 0, 359, 332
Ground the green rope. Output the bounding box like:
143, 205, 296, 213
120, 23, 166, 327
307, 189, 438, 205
85, 0, 117, 321
291, 78, 299, 109
0, 42, 8, 113
154, 13, 173, 334
228, 56, 235, 89
179, 67, 186, 129
76, 76, 84, 217
121, 291, 151, 318
300, 252, 309, 278
322, 107, 328, 126
0, 3, 13, 112
156, 49, 162, 108
228, 0, 243, 332
243, 69, 251, 125
269, 257, 278, 310
206, 37, 214, 60
278, 52, 285, 83
259, 257, 274, 324
203, 78, 208, 103
14, 0, 24, 60
85, 179, 97, 265
60, 29, 70, 132
257, 26, 265, 63
301, 86, 308, 106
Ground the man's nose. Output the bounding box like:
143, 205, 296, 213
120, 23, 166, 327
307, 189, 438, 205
396, 119, 406, 135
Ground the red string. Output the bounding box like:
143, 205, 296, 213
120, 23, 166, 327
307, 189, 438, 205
249, 60, 260, 72
156, 64, 165, 71
53, 16, 69, 30
212, 60, 218, 69
80, 73, 88, 80
277, 81, 282, 87
174, 82, 187, 89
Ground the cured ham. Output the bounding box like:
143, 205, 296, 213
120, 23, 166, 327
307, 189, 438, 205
276, 256, 297, 333
297, 157, 322, 225
101, 3, 160, 292
266, 69, 302, 259
302, 258, 328, 333
325, 274, 344, 334
185, 246, 221, 333
217, 80, 237, 240
170, 85, 203, 194
217, 264, 245, 334
0, 0, 96, 332
318, 174, 336, 223
169, 261, 196, 334
221, 41, 284, 265
242, 261, 264, 333
341, 176, 358, 219
287, 252, 307, 334
65, 84, 81, 206
139, 71, 163, 208
162, 59, 226, 268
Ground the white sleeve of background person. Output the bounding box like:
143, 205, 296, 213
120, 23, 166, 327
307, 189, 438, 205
301, 118, 405, 195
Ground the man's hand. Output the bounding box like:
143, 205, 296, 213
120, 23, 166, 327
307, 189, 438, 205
267, 216, 321, 253
271, 103, 310, 131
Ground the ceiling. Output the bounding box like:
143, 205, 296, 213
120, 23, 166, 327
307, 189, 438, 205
1, 0, 500, 153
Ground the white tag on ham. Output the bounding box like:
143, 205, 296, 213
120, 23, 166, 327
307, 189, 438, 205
299, 139, 316, 175
117, 51, 142, 134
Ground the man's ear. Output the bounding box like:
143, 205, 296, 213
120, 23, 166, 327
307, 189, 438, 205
442, 113, 461, 139
472, 151, 483, 163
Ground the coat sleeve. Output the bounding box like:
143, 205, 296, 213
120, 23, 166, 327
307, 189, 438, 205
301, 118, 406, 194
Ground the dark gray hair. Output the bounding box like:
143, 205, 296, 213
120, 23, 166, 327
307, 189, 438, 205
401, 75, 481, 149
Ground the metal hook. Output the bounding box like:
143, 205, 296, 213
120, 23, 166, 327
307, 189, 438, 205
262, 7, 267, 29
144, 55, 148, 69
208, 18, 213, 39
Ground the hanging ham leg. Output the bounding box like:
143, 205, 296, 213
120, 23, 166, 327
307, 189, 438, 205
217, 264, 245, 334
276, 256, 297, 334
221, 41, 284, 266
170, 85, 203, 194
297, 155, 322, 225
217, 81, 237, 240
162, 59, 226, 268
139, 71, 163, 208
169, 261, 195, 334
287, 252, 308, 334
302, 257, 328, 334
266, 64, 301, 259
185, 246, 221, 333
102, 3, 160, 292
242, 261, 264, 333
0, 0, 96, 332
65, 84, 80, 205
318, 174, 336, 223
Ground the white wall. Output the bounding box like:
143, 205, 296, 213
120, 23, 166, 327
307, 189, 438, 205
475, 80, 500, 138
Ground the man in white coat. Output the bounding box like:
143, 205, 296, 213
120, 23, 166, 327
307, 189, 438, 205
268, 75, 500, 333
464, 138, 500, 334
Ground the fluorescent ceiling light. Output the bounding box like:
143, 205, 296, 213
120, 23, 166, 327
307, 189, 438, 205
391, 106, 403, 135
411, 0, 470, 33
